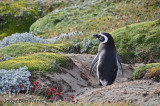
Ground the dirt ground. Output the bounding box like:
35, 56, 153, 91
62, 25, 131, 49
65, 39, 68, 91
31, 54, 160, 105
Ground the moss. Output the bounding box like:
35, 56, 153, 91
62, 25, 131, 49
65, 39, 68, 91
0, 0, 43, 40
131, 63, 160, 81
0, 53, 74, 74
111, 19, 160, 63
0, 42, 76, 58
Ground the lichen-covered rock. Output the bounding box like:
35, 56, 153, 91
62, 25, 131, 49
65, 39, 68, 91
0, 53, 74, 74
131, 63, 160, 81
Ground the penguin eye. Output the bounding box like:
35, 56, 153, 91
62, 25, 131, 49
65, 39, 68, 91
99, 36, 105, 42
101, 36, 104, 39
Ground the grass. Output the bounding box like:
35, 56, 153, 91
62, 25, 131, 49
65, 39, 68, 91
0, 0, 43, 40
0, 53, 74, 74
0, 42, 76, 58
0, 95, 137, 106
29, 0, 160, 38
1, 102, 137, 106
57, 19, 160, 64
28, 0, 160, 64
0, 0, 78, 40
131, 63, 160, 81
111, 19, 160, 63
1, 0, 159, 64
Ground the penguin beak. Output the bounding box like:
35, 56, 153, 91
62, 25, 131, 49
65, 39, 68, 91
93, 34, 100, 38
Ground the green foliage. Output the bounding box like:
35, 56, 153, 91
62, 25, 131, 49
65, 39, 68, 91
111, 19, 160, 63
29, 0, 160, 61
131, 63, 160, 81
0, 42, 75, 58
0, 0, 43, 40
64, 19, 160, 63
87, 46, 98, 54
0, 53, 74, 74
78, 38, 99, 53
40, 0, 72, 14
30, 0, 160, 38
62, 36, 99, 54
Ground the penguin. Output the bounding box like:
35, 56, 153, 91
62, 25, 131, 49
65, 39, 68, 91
89, 33, 123, 86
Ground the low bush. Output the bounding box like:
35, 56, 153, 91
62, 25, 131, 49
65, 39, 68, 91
131, 63, 160, 81
111, 19, 160, 63
0, 42, 75, 59
0, 53, 74, 74
0, 0, 43, 40
0, 66, 31, 94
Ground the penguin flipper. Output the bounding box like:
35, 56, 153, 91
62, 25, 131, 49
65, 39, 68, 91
116, 54, 124, 76
89, 54, 99, 75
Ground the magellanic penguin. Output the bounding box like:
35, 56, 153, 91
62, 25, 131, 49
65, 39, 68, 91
89, 33, 123, 86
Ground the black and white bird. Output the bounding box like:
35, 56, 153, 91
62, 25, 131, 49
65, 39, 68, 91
89, 33, 123, 86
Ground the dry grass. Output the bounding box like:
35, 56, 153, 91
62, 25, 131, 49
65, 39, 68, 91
0, 94, 137, 106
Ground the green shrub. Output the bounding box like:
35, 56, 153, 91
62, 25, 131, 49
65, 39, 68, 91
0, 42, 76, 58
111, 19, 160, 63
87, 46, 98, 54
0, 53, 74, 74
30, 0, 160, 39
0, 0, 43, 40
131, 63, 160, 81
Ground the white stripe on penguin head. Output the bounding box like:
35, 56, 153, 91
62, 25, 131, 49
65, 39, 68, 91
100, 33, 108, 43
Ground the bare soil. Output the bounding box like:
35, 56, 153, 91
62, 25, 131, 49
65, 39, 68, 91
33, 54, 160, 105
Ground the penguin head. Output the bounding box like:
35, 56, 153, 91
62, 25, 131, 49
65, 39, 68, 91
93, 33, 115, 45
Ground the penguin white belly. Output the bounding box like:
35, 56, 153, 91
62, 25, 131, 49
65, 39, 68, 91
96, 51, 104, 80
96, 55, 101, 80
